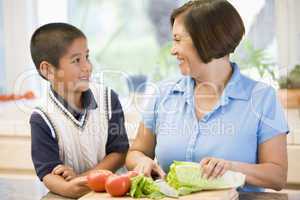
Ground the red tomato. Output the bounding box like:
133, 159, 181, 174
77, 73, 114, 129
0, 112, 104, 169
105, 175, 131, 197
125, 171, 139, 178
87, 170, 113, 192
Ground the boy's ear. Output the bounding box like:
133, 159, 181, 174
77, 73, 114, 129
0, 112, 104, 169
39, 61, 55, 81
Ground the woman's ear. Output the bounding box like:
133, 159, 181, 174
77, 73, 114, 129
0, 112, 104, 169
39, 61, 55, 81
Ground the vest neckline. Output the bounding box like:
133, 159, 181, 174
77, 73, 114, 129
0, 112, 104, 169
49, 89, 89, 129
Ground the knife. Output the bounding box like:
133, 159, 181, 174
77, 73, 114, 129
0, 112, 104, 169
154, 179, 179, 198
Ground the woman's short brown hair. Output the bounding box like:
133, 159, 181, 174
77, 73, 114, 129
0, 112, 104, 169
170, 0, 245, 63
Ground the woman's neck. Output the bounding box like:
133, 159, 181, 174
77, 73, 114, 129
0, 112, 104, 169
194, 59, 232, 94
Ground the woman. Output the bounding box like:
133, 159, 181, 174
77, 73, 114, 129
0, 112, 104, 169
126, 0, 288, 192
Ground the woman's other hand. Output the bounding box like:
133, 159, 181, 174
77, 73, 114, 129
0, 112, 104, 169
199, 157, 232, 180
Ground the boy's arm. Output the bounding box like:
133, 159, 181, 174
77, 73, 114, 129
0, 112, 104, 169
31, 112, 90, 197
43, 174, 90, 198
30, 112, 62, 179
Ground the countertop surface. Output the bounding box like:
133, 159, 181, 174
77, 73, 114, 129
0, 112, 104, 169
41, 191, 300, 200
1, 177, 300, 200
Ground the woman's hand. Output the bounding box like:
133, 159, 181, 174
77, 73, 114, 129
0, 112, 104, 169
126, 123, 165, 179
133, 156, 166, 179
199, 157, 232, 180
52, 164, 77, 181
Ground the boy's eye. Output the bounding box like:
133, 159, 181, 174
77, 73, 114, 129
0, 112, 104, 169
173, 38, 180, 42
72, 58, 80, 63
86, 54, 89, 60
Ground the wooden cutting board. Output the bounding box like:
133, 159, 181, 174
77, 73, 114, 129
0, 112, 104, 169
79, 189, 238, 200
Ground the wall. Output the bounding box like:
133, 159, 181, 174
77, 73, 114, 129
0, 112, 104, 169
2, 0, 37, 94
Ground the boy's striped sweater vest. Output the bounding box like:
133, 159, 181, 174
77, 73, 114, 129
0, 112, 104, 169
33, 83, 111, 174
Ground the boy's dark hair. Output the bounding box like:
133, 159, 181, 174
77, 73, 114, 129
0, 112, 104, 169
30, 22, 86, 79
170, 0, 245, 63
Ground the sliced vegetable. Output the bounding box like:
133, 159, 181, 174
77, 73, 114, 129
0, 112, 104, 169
129, 175, 165, 199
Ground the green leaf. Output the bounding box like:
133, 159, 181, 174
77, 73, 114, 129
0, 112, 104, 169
166, 161, 245, 195
129, 175, 165, 199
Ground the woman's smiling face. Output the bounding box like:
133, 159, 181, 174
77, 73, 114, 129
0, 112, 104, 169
170, 14, 204, 78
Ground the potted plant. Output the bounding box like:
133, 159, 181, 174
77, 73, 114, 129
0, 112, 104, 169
277, 65, 300, 108
232, 40, 300, 108
232, 40, 277, 81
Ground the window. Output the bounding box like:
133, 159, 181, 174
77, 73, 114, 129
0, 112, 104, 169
0, 0, 5, 93
37, 0, 68, 25
67, 0, 280, 95
68, 0, 182, 96
229, 0, 279, 86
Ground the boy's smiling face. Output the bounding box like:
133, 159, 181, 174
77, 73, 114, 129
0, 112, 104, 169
52, 37, 92, 94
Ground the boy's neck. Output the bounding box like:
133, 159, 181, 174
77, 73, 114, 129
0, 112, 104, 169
51, 86, 83, 111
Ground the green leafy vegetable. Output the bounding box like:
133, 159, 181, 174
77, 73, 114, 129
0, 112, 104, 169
129, 175, 165, 199
166, 161, 245, 195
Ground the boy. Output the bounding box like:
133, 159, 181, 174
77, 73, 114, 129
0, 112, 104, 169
30, 23, 129, 198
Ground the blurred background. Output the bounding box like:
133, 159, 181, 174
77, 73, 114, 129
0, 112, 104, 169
1, 0, 297, 96
0, 0, 300, 199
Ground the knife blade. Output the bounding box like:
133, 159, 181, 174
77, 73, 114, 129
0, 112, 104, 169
154, 179, 179, 198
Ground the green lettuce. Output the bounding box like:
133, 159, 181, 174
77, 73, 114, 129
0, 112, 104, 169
166, 161, 245, 195
129, 175, 165, 199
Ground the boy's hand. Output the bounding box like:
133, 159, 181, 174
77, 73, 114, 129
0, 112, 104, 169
65, 176, 90, 197
52, 164, 77, 181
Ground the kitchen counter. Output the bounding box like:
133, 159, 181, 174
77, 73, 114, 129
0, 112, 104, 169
41, 191, 300, 200
0, 176, 299, 200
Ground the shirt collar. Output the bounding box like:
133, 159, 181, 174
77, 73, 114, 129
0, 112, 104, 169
223, 62, 253, 101
171, 62, 253, 105
50, 87, 98, 118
